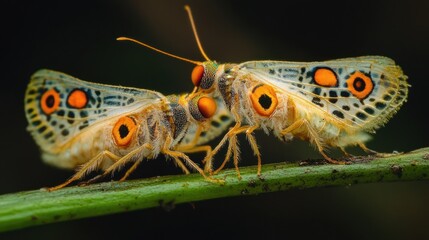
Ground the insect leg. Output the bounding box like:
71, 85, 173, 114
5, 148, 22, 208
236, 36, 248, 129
358, 143, 379, 155
244, 125, 262, 176
212, 136, 234, 175
281, 119, 347, 164
168, 154, 191, 174
175, 125, 213, 172
203, 126, 235, 174
177, 145, 213, 173
119, 159, 144, 181
48, 150, 121, 191
179, 145, 212, 155
160, 135, 221, 182
230, 134, 241, 179
204, 108, 243, 174
280, 119, 306, 136
86, 143, 154, 185
212, 125, 250, 176
215, 125, 261, 178
358, 143, 401, 158
161, 136, 190, 174
339, 147, 355, 158
177, 124, 204, 150
75, 159, 144, 185
162, 148, 223, 184
303, 120, 347, 164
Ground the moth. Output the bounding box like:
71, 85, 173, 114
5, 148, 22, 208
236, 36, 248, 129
193, 56, 408, 176
118, 6, 409, 177
25, 69, 232, 190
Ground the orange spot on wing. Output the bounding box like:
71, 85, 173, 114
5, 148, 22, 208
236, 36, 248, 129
250, 84, 278, 117
313, 68, 338, 87
113, 116, 137, 147
67, 89, 88, 109
40, 89, 60, 115
346, 71, 374, 100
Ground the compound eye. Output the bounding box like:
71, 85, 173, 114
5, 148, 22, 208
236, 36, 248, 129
250, 84, 278, 117
40, 88, 60, 115
189, 95, 217, 121
112, 116, 137, 147
191, 65, 205, 87
197, 96, 217, 118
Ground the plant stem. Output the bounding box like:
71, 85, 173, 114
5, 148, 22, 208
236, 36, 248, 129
0, 147, 428, 232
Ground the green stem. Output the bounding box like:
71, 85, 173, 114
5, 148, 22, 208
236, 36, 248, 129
0, 147, 428, 232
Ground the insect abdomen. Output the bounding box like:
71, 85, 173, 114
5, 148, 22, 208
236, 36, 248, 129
291, 99, 372, 148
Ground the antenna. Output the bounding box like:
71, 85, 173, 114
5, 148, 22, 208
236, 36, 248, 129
116, 37, 202, 65
184, 5, 211, 61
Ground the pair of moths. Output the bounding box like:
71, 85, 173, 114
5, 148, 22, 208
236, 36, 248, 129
25, 6, 408, 190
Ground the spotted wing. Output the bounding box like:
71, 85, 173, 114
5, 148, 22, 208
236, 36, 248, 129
238, 56, 408, 132
25, 69, 165, 152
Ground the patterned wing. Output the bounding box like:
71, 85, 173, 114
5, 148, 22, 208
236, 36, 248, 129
238, 56, 408, 132
25, 69, 164, 152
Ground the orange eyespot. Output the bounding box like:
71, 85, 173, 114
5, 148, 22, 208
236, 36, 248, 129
112, 116, 137, 147
346, 71, 374, 100
40, 89, 60, 115
191, 65, 205, 86
197, 96, 217, 118
67, 89, 88, 109
313, 67, 338, 87
250, 84, 278, 117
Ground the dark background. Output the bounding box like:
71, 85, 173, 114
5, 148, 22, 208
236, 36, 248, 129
2, 0, 429, 239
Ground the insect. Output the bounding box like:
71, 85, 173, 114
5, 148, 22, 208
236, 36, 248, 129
117, 6, 409, 177
25, 69, 232, 190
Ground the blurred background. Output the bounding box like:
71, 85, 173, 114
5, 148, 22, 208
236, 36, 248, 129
2, 0, 428, 239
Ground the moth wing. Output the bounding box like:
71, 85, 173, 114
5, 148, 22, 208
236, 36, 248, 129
25, 69, 164, 154
238, 56, 408, 131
